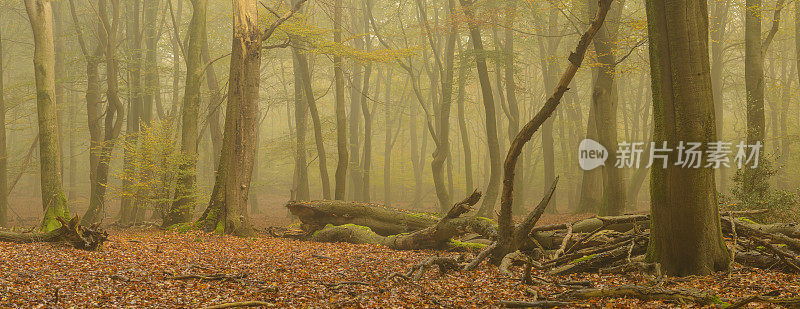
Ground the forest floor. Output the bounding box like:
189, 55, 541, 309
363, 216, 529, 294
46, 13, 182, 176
1, 214, 798, 308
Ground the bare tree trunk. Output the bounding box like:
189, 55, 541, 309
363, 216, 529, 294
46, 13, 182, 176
0, 29, 7, 227
493, 0, 613, 264
360, 65, 375, 202
777, 62, 795, 188
743, 0, 785, 201
250, 116, 261, 214
67, 0, 104, 225
461, 0, 500, 217
291, 56, 310, 201
196, 0, 300, 235
142, 0, 158, 126
25, 0, 71, 231
539, 6, 559, 214
333, 0, 348, 200
83, 0, 125, 226
646, 0, 729, 276
578, 105, 602, 213
291, 33, 331, 199
202, 37, 223, 166
710, 0, 730, 193
455, 40, 473, 197
348, 3, 364, 201
429, 0, 457, 212
383, 70, 398, 207
591, 0, 626, 216
503, 0, 523, 215
120, 0, 143, 223
409, 100, 423, 208
170, 0, 183, 116
53, 1, 67, 184
164, 0, 207, 226
140, 0, 160, 220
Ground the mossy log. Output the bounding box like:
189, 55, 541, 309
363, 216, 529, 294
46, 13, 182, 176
548, 236, 648, 275
309, 191, 493, 250
287, 198, 496, 239
286, 200, 439, 236
0, 216, 108, 250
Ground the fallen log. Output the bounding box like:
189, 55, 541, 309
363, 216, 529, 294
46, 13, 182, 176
0, 216, 108, 250
561, 285, 723, 306
286, 200, 439, 236
735, 252, 796, 273
500, 300, 571, 308
548, 237, 648, 275
727, 295, 800, 309
722, 217, 800, 253
309, 191, 492, 250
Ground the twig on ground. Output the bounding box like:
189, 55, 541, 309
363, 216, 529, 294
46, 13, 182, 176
199, 301, 274, 309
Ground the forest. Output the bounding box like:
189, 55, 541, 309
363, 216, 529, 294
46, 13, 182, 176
2, 0, 800, 307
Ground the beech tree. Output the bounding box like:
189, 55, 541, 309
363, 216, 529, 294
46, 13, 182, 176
645, 0, 730, 276
0, 27, 6, 228
164, 0, 208, 227
197, 0, 305, 236
25, 0, 71, 231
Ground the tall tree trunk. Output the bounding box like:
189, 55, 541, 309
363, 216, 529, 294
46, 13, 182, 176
250, 116, 261, 214
292, 45, 332, 199
383, 70, 398, 206
710, 0, 730, 192
361, 67, 376, 202
140, 0, 160, 220
455, 40, 473, 197
348, 3, 364, 201
503, 0, 523, 215
578, 104, 602, 213
291, 57, 310, 201
493, 0, 613, 264
430, 0, 457, 212
120, 0, 143, 223
743, 0, 785, 201
777, 62, 795, 189
142, 0, 158, 125
164, 0, 207, 227
645, 0, 730, 276
461, 0, 501, 217
408, 102, 428, 209
67, 0, 103, 224
539, 6, 559, 214
333, 0, 348, 200
202, 37, 223, 165
0, 28, 7, 227
198, 0, 262, 236
591, 0, 626, 216
25, 0, 71, 231
53, 1, 67, 184
82, 0, 124, 226
170, 0, 183, 116
67, 94, 78, 200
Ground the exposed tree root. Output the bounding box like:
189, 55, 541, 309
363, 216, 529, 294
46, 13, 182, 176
408, 257, 461, 280
0, 216, 107, 250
